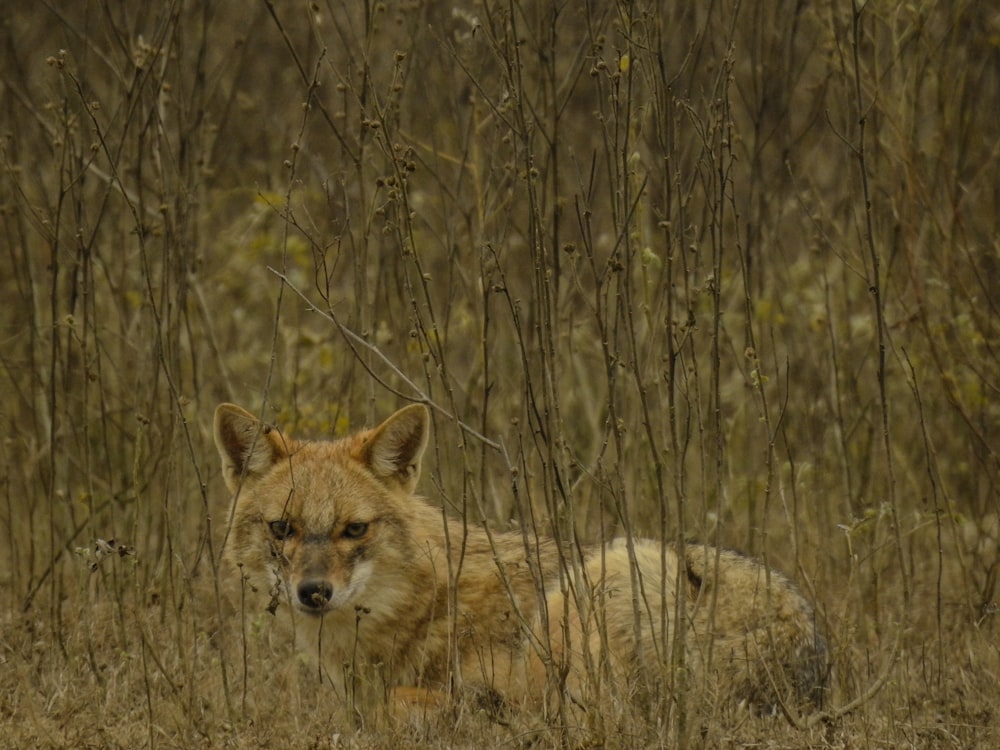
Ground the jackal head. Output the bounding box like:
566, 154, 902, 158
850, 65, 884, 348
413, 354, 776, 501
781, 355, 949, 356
213, 402, 430, 617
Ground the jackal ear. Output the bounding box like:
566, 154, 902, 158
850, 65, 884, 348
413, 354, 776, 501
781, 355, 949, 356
359, 404, 429, 490
214, 403, 289, 492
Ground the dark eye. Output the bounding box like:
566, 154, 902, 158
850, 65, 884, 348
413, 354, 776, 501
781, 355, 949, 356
343, 522, 368, 539
269, 519, 294, 540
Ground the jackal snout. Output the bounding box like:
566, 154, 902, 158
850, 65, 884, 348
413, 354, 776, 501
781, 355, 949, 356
297, 579, 335, 612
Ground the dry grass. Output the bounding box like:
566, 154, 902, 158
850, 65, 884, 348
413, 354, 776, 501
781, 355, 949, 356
1, 0, 998, 747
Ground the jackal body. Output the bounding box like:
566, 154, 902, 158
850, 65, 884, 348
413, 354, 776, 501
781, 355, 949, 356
214, 403, 825, 716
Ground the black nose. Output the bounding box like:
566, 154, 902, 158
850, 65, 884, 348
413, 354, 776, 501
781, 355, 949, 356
297, 580, 334, 610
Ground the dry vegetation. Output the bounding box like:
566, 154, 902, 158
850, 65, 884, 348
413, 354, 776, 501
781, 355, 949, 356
1, 0, 998, 747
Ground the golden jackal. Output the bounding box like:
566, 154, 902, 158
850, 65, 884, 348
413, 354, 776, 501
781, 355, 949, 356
214, 402, 826, 724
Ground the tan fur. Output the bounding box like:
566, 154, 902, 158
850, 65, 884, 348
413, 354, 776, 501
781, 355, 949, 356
214, 403, 826, 724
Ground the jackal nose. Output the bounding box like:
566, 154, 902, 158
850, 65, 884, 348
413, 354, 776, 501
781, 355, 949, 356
297, 580, 334, 610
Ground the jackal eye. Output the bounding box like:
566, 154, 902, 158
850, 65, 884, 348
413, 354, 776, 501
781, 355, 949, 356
343, 522, 368, 540
268, 519, 295, 540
